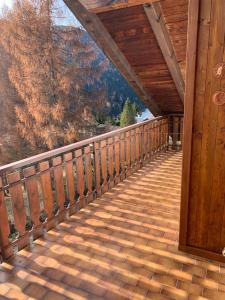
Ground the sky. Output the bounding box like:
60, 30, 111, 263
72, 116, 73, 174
0, 0, 13, 9
0, 0, 81, 26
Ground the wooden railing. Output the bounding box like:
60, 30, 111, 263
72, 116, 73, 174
0, 116, 180, 261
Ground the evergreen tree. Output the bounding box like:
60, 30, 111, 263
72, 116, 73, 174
120, 99, 137, 128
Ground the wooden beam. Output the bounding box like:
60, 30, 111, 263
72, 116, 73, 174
79, 0, 159, 14
63, 0, 162, 116
144, 2, 185, 103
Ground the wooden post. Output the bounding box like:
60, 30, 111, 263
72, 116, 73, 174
172, 116, 179, 150
0, 177, 10, 260
64, 152, 75, 209
180, 0, 225, 262
75, 149, 85, 209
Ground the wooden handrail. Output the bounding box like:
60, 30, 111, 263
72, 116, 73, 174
0, 116, 164, 175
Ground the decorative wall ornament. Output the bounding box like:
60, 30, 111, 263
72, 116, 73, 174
212, 91, 225, 106
213, 63, 225, 79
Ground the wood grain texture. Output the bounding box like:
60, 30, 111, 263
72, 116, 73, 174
98, 5, 184, 114
130, 130, 135, 171
144, 2, 185, 102
160, 0, 188, 81
94, 142, 101, 196
80, 0, 159, 13
7, 172, 26, 236
179, 0, 200, 248
125, 131, 131, 176
39, 161, 54, 218
64, 152, 75, 206
53, 157, 66, 212
114, 136, 121, 184
24, 167, 41, 226
100, 140, 108, 193
180, 0, 225, 260
0, 177, 10, 255
108, 138, 114, 189
84, 146, 94, 203
75, 149, 85, 208
120, 133, 126, 180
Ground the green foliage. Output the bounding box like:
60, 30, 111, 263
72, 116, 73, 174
120, 99, 137, 128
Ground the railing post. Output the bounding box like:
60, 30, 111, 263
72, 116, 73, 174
94, 142, 101, 197
169, 115, 183, 150
172, 116, 179, 150
0, 177, 10, 261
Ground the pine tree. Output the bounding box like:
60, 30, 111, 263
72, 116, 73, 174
120, 99, 137, 128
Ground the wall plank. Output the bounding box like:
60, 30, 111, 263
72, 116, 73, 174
180, 0, 225, 261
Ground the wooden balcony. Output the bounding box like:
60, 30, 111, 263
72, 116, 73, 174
1, 150, 225, 299
2, 115, 224, 299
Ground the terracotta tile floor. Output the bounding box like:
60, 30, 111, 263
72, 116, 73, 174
1, 151, 225, 300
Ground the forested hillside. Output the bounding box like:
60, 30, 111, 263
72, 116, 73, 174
0, 0, 145, 165
82, 31, 145, 117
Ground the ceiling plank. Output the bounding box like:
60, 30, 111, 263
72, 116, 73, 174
63, 0, 162, 116
79, 0, 159, 14
144, 2, 185, 103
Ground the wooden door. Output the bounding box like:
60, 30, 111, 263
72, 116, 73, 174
180, 0, 225, 262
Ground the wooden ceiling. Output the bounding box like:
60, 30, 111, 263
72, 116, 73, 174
64, 0, 188, 115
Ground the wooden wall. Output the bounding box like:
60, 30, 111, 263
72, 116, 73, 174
180, 0, 225, 262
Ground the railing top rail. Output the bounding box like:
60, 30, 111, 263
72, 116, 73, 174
0, 116, 165, 175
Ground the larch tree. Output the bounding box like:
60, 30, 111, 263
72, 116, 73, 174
0, 42, 32, 165
0, 0, 107, 156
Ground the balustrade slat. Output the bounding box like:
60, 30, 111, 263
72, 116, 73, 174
164, 120, 166, 148
84, 146, 93, 203
153, 121, 156, 153
135, 127, 140, 169
0, 177, 10, 257
159, 119, 163, 150
157, 120, 160, 151
7, 172, 26, 236
180, 117, 184, 144
39, 161, 54, 219
52, 157, 65, 213
165, 118, 169, 148
115, 136, 120, 184
143, 124, 148, 161
125, 131, 131, 176
148, 122, 153, 159
131, 130, 135, 171
75, 149, 85, 208
140, 125, 144, 162
173, 116, 179, 149
120, 133, 126, 180
64, 153, 75, 208
94, 142, 101, 196
100, 140, 108, 193
108, 138, 114, 189
24, 167, 40, 227
156, 121, 159, 152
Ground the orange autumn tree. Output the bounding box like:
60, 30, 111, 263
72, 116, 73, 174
0, 0, 107, 155
0, 42, 32, 164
